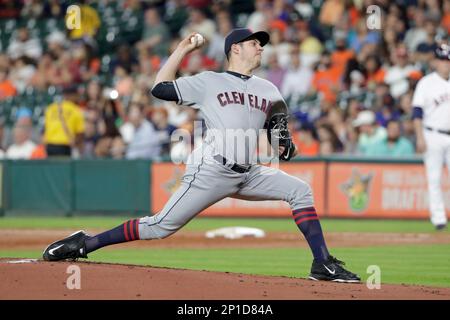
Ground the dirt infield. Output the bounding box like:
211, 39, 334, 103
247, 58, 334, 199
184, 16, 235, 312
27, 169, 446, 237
1, 229, 450, 300
1, 258, 449, 300
2, 228, 450, 250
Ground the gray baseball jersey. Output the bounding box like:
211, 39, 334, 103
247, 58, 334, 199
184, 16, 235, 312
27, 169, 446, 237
174, 71, 284, 164
138, 71, 313, 239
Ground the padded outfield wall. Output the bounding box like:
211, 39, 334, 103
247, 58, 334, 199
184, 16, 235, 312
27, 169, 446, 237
1, 157, 448, 218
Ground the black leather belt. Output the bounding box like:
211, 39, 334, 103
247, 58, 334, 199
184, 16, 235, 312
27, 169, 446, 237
213, 155, 251, 173
425, 126, 450, 135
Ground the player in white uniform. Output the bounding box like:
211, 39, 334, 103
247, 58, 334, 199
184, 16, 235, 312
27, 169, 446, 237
413, 43, 450, 230
42, 29, 360, 282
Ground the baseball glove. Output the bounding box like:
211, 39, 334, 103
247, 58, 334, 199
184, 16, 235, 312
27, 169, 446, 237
266, 101, 296, 161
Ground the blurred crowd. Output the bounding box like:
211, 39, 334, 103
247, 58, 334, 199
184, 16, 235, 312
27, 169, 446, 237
0, 0, 449, 160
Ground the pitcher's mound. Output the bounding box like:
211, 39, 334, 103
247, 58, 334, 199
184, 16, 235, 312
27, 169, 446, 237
1, 258, 449, 300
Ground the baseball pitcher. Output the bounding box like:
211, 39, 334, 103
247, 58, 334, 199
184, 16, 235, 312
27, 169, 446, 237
43, 29, 360, 283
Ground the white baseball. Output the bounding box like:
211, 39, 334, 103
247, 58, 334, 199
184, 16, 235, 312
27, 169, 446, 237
190, 33, 204, 46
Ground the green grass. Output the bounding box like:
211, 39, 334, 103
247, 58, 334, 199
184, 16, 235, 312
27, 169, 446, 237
0, 216, 441, 233
1, 244, 449, 288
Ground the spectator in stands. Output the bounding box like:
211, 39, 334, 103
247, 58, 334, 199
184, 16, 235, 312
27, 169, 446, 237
113, 66, 134, 98
46, 30, 68, 58
70, 42, 101, 83
207, 10, 233, 67
82, 115, 100, 159
292, 122, 320, 156
347, 69, 365, 96
331, 30, 355, 80
265, 52, 286, 91
98, 97, 123, 139
163, 0, 189, 36
110, 44, 139, 74
0, 54, 9, 70
353, 110, 387, 156
9, 56, 36, 94
42, 0, 67, 19
297, 19, 323, 68
110, 137, 126, 159
135, 53, 159, 95
384, 45, 418, 99
150, 107, 177, 158
424, 0, 442, 21
261, 20, 291, 68
246, 0, 271, 32
46, 51, 75, 88
281, 47, 313, 105
317, 123, 344, 155
43, 86, 85, 157
94, 135, 126, 159
348, 18, 381, 54
404, 8, 428, 52
414, 18, 439, 69
365, 55, 386, 88
311, 51, 340, 104
319, 0, 345, 28
83, 79, 104, 110
125, 104, 161, 160
137, 7, 172, 58
180, 8, 216, 43
30, 130, 48, 160
6, 27, 42, 61
5, 123, 36, 159
20, 0, 44, 18
0, 67, 17, 100
294, 0, 314, 20
443, 0, 450, 34
374, 91, 401, 128
326, 107, 348, 147
27, 52, 53, 91
363, 119, 415, 157
342, 42, 372, 91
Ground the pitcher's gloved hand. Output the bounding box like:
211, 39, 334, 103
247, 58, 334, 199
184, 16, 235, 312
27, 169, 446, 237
266, 101, 296, 161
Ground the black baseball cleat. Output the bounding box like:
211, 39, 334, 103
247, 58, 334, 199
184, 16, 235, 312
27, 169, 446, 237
309, 256, 361, 283
435, 224, 447, 231
43, 230, 89, 261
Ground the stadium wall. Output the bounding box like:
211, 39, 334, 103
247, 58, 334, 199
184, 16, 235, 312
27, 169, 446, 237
1, 157, 448, 219
0, 159, 151, 216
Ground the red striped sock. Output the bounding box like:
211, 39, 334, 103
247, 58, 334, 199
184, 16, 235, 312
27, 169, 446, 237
85, 218, 141, 253
292, 207, 329, 262
124, 219, 141, 241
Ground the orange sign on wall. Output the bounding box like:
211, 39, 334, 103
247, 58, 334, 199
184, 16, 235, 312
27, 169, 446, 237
327, 163, 450, 218
151, 162, 326, 217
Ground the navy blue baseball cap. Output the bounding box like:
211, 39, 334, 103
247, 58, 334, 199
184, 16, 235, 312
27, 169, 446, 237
435, 43, 450, 60
224, 28, 270, 57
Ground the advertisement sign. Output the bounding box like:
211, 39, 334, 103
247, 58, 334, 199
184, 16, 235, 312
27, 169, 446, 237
327, 163, 450, 218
